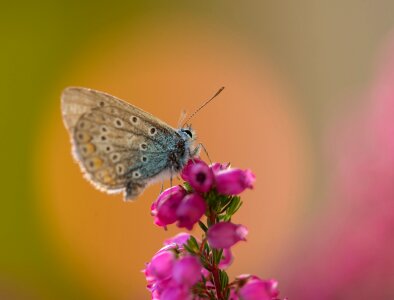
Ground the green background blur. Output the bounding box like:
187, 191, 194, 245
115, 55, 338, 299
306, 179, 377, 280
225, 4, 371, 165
2, 1, 394, 299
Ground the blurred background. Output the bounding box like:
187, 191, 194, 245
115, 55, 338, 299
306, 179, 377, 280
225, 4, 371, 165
2, 1, 394, 299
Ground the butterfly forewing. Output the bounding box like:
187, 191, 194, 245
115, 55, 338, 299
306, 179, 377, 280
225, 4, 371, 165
61, 87, 181, 200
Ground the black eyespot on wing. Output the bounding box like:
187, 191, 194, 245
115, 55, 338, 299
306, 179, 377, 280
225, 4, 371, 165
183, 129, 193, 138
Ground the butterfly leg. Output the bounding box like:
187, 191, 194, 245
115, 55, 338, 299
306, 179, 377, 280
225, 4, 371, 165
188, 146, 200, 164
193, 144, 201, 156
198, 143, 212, 164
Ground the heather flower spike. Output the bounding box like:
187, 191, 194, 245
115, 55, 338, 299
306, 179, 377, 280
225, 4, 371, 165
144, 158, 284, 299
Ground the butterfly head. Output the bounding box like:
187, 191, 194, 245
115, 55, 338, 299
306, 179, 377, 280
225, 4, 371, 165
177, 125, 199, 161
179, 125, 196, 142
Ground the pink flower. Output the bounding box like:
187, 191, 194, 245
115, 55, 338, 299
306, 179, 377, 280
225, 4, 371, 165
181, 158, 204, 182
207, 222, 248, 249
172, 256, 202, 287
176, 193, 207, 230
181, 159, 214, 193
229, 287, 240, 299
238, 279, 271, 300
160, 285, 192, 300
215, 168, 255, 195
201, 267, 210, 278
263, 280, 280, 298
236, 275, 280, 300
147, 249, 175, 281
151, 185, 186, 227
144, 244, 204, 299
164, 233, 192, 247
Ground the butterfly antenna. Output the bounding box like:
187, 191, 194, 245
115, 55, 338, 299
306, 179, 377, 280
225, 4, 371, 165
182, 86, 225, 127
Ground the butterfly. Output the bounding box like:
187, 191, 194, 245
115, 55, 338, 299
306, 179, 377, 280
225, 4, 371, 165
61, 87, 200, 201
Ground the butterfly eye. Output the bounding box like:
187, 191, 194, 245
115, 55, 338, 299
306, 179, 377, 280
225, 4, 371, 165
183, 129, 193, 138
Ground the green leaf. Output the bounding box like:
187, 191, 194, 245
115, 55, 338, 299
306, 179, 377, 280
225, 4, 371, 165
219, 270, 229, 291
183, 182, 193, 193
200, 256, 211, 271
188, 236, 200, 250
221, 214, 232, 222
184, 236, 200, 254
198, 220, 208, 232
226, 197, 243, 217
218, 197, 234, 214
204, 242, 210, 256
224, 286, 230, 300
212, 249, 223, 265
231, 201, 243, 216
206, 189, 227, 212
183, 243, 195, 255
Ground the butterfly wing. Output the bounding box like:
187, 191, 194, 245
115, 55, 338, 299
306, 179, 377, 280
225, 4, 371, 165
61, 87, 179, 200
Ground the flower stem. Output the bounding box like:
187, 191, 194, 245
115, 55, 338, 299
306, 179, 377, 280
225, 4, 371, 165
212, 263, 224, 300
206, 210, 225, 300
208, 208, 217, 227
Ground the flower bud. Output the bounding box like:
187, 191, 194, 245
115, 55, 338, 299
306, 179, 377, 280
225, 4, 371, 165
181, 159, 214, 193
207, 222, 248, 249
176, 193, 207, 230
172, 256, 202, 287
151, 185, 186, 226
215, 168, 255, 195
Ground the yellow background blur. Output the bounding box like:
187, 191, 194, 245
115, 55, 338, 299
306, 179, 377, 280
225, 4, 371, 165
2, 1, 394, 299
